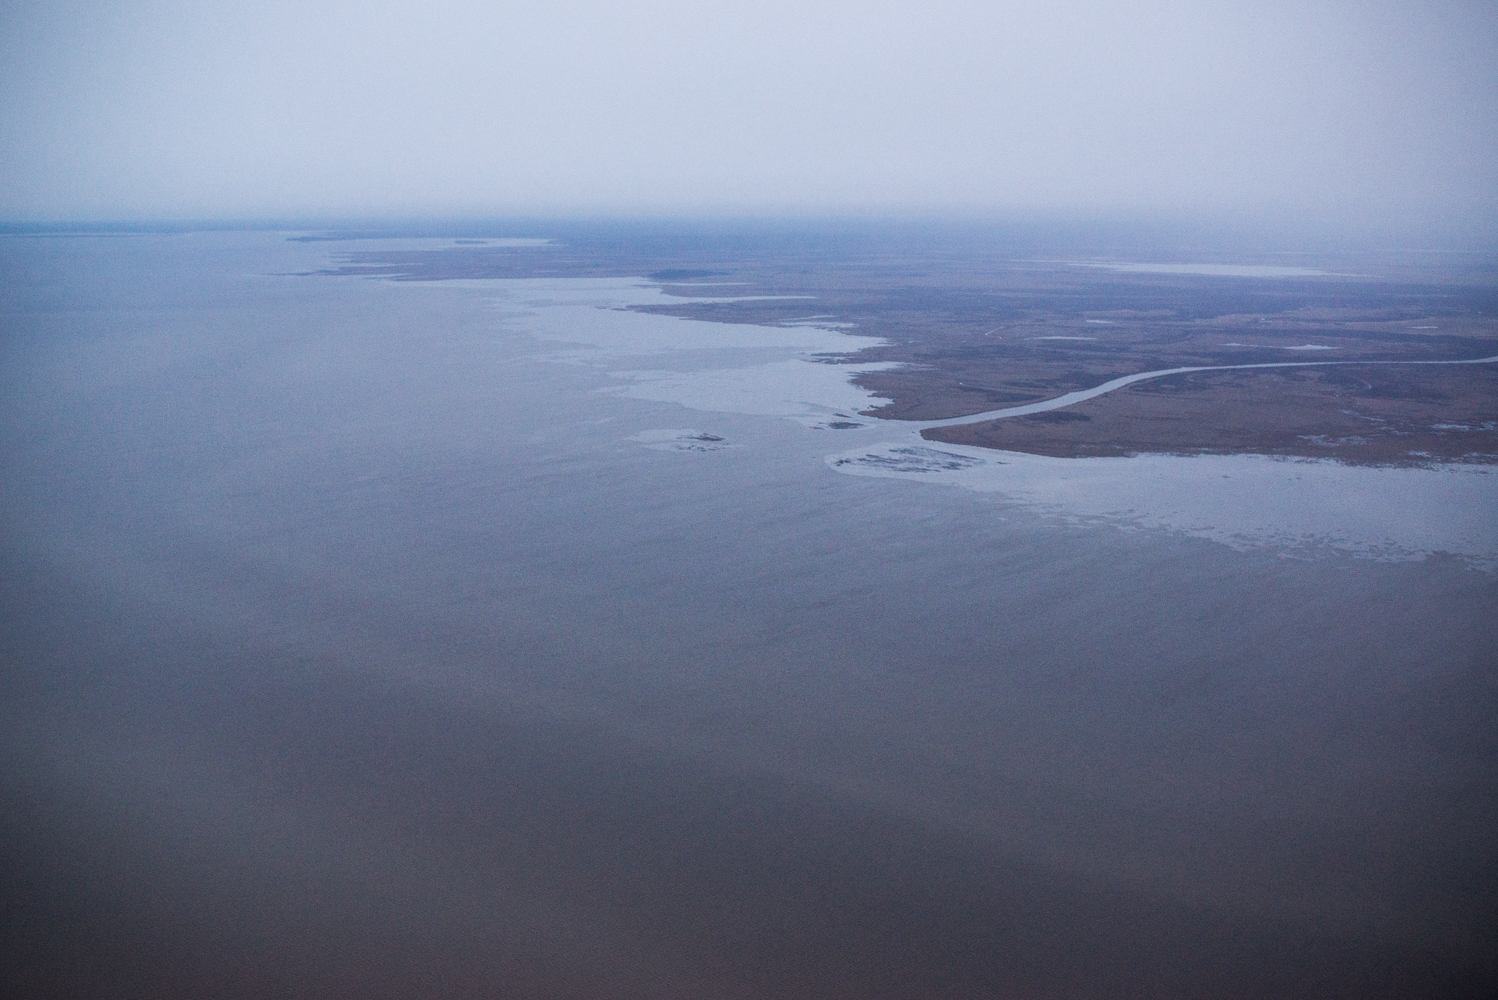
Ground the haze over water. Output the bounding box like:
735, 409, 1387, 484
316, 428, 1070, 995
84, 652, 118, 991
3, 231, 1495, 997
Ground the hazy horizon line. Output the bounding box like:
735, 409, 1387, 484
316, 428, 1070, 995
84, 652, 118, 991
6, 209, 1497, 256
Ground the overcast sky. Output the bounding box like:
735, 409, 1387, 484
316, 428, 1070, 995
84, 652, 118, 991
2, 1, 1495, 227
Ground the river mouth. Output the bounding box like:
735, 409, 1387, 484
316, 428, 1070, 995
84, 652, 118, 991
443, 270, 1498, 567
451, 271, 1498, 567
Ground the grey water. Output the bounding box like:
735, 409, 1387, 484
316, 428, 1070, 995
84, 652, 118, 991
3, 231, 1495, 998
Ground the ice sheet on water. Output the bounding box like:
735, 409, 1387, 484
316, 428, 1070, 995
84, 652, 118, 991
629, 428, 733, 452
829, 438, 1498, 568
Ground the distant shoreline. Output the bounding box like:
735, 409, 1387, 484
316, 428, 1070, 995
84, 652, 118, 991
293, 230, 1498, 468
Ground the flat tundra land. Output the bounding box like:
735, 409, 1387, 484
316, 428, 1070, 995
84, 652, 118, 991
922, 362, 1497, 464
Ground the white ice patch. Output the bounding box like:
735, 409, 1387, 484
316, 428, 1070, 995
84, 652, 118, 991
829, 438, 1498, 568
630, 428, 732, 452
606, 358, 898, 425
830, 445, 990, 474
444, 276, 900, 427
1222, 343, 1335, 350
464, 277, 881, 357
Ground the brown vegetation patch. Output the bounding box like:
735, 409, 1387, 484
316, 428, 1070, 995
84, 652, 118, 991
923, 365, 1498, 466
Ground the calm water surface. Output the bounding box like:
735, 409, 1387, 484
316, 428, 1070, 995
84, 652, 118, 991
3, 232, 1495, 997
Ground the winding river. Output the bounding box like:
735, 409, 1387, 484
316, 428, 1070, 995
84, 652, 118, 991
910, 354, 1498, 429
